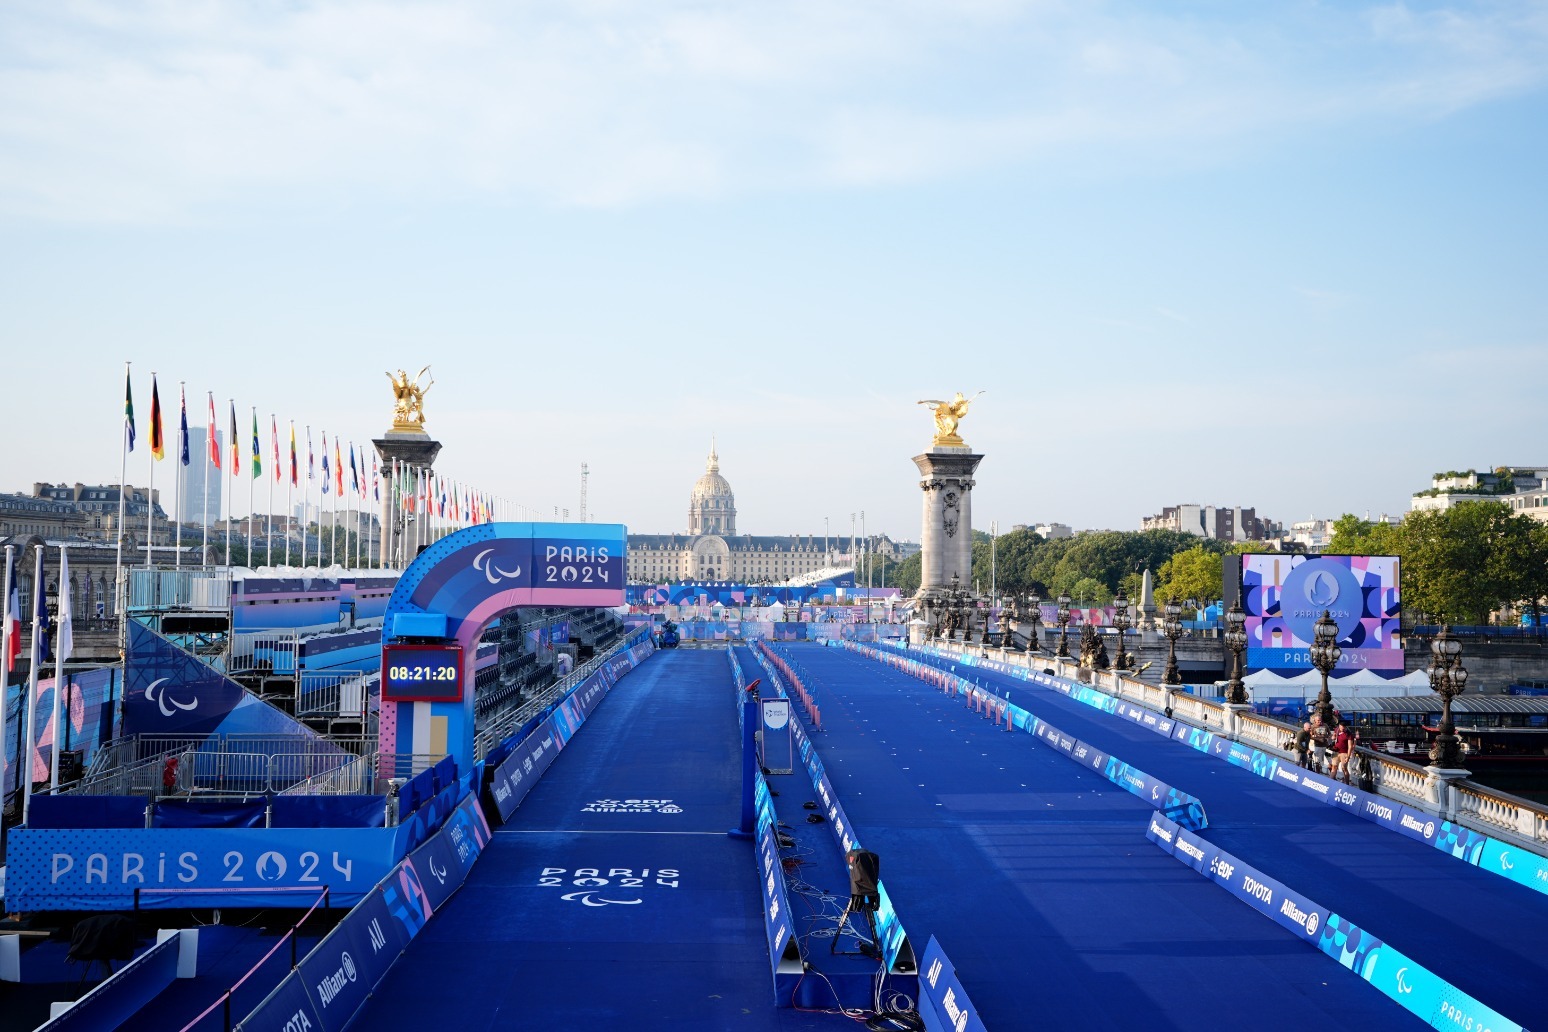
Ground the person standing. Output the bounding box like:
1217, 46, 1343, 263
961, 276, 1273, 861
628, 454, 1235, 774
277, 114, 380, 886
1294, 722, 1313, 769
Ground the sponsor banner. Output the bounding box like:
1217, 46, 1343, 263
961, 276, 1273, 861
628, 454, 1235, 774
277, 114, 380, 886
918, 936, 988, 1032
241, 794, 488, 1032
5, 826, 396, 911
234, 970, 323, 1032
1148, 813, 1526, 1032
753, 780, 802, 982
1478, 839, 1548, 892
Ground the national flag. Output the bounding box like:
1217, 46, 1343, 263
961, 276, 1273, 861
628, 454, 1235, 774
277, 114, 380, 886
307, 428, 315, 482
272, 416, 281, 482
229, 402, 240, 478
124, 369, 137, 453
439, 477, 447, 518
208, 394, 221, 469
55, 548, 73, 664
289, 423, 299, 486
250, 409, 262, 480
349, 444, 359, 496
179, 386, 190, 466
4, 582, 19, 673
321, 433, 330, 494
34, 572, 52, 663
372, 455, 379, 501
149, 376, 165, 461
334, 439, 344, 496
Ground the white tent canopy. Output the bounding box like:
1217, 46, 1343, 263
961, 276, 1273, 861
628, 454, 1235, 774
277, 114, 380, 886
1243, 667, 1432, 699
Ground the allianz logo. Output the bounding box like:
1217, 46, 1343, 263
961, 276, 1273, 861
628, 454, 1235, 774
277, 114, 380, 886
1400, 813, 1436, 838
1279, 898, 1320, 935
941, 987, 971, 1032
316, 950, 358, 1007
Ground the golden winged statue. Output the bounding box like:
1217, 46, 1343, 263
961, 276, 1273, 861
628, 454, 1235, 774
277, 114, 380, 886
917, 391, 983, 447
387, 366, 434, 431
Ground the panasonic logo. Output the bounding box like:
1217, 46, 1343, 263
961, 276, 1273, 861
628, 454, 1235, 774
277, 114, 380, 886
1242, 876, 1274, 903
1151, 821, 1174, 844
1276, 769, 1301, 784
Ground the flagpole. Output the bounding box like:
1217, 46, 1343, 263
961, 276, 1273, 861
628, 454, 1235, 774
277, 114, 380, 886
286, 423, 294, 568
302, 427, 311, 569
225, 401, 234, 569
49, 546, 71, 788
267, 416, 275, 569
22, 545, 43, 822
201, 394, 211, 570
175, 383, 185, 571
116, 363, 131, 635
1, 545, 14, 802
145, 373, 156, 569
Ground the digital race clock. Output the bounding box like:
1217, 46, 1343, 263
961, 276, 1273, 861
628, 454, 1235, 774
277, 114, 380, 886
381, 643, 464, 702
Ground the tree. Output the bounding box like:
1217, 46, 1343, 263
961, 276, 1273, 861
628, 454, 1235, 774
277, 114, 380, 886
1156, 544, 1223, 609
891, 551, 921, 596
1325, 514, 1401, 557
1069, 577, 1109, 606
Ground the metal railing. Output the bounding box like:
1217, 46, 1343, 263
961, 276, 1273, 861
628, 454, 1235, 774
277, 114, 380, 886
296, 670, 372, 720
227, 629, 301, 675
279, 752, 378, 796
925, 638, 1548, 853
126, 568, 232, 611
56, 733, 370, 798
473, 625, 652, 760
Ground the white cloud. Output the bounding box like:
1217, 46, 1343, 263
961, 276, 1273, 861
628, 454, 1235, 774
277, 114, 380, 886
0, 1, 1545, 221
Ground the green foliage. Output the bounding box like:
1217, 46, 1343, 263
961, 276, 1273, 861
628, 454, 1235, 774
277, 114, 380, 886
1068, 577, 1109, 605
1155, 545, 1223, 607
890, 550, 922, 596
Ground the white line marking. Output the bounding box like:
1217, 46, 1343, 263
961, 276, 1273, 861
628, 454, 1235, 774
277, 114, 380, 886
495, 829, 728, 836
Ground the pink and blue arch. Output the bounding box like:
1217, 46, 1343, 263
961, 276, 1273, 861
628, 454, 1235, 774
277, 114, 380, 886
379, 521, 627, 769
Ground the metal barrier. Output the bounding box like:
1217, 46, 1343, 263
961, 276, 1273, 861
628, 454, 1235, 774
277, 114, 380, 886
227, 629, 301, 675
296, 670, 371, 719
53, 733, 373, 798
925, 638, 1548, 854
126, 568, 232, 611
374, 752, 447, 782
278, 752, 378, 795
472, 625, 652, 760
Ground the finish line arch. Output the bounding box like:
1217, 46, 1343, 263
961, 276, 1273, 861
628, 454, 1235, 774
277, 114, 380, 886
379, 521, 627, 770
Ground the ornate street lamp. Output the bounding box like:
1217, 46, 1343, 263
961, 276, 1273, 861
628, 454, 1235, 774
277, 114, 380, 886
1025, 593, 1042, 653
1055, 592, 1072, 658
1111, 590, 1133, 671
1308, 609, 1342, 729
1162, 595, 1184, 685
1223, 600, 1248, 704
1427, 626, 1470, 769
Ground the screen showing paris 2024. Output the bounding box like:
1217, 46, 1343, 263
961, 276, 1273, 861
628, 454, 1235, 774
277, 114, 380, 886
1242, 555, 1402, 679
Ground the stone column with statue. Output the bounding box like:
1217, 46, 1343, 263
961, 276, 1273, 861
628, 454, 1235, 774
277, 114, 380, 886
374, 366, 442, 567
910, 392, 985, 644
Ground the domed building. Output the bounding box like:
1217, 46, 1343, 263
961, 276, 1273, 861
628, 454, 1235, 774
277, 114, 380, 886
626, 443, 911, 585
687, 443, 736, 536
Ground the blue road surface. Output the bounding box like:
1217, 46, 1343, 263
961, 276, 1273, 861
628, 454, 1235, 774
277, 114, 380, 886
780, 644, 1461, 1030
351, 650, 851, 1031
858, 644, 1548, 1030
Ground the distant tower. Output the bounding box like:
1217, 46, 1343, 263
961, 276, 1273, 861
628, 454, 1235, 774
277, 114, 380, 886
688, 439, 736, 536
579, 462, 589, 523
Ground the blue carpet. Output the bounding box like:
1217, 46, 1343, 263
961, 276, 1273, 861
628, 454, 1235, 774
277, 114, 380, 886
351, 650, 852, 1031
785, 645, 1424, 1030
887, 646, 1548, 1029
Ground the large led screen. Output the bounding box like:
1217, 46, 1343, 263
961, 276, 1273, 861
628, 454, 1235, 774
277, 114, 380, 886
1242, 555, 1401, 678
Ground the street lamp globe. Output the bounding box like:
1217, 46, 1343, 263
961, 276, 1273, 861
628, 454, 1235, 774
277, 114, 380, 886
1162, 595, 1184, 686
1222, 600, 1248, 704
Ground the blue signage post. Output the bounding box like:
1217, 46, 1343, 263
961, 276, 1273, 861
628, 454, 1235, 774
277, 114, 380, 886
759, 698, 792, 775
379, 522, 627, 780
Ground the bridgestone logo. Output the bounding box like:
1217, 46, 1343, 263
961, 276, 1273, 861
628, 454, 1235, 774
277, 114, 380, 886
1176, 839, 1205, 862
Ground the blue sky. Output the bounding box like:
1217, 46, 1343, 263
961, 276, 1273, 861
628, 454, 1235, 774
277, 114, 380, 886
2, 1, 1545, 544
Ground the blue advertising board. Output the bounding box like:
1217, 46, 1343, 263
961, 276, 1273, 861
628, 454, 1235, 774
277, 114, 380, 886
1147, 813, 1525, 1032
5, 825, 397, 911
918, 936, 988, 1032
